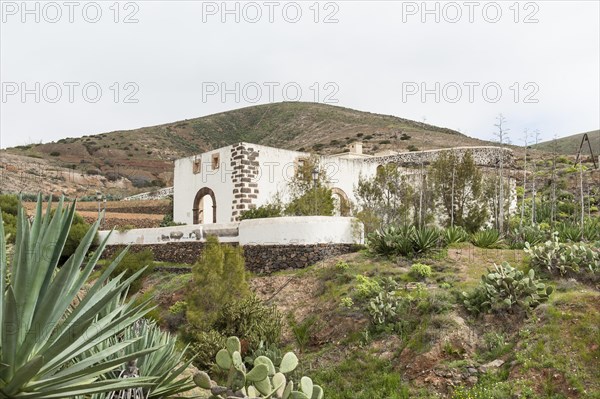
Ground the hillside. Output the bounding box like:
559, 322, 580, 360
1, 102, 493, 196
532, 130, 600, 157
135, 245, 600, 398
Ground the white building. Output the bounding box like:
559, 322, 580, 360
173, 142, 514, 225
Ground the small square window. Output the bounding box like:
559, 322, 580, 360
212, 153, 220, 170
193, 159, 201, 174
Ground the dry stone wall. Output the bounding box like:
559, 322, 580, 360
366, 146, 513, 167
101, 242, 358, 274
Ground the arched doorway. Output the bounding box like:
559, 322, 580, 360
331, 188, 351, 216
193, 187, 216, 224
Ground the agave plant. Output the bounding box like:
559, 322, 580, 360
443, 226, 469, 245
471, 229, 502, 249
84, 319, 196, 399
0, 197, 158, 398
411, 227, 440, 254
556, 222, 582, 242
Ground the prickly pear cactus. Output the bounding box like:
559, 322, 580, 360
463, 262, 553, 314
194, 336, 324, 399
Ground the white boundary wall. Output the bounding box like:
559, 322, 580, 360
239, 217, 363, 245
98, 217, 363, 246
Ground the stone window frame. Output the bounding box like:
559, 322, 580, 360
193, 157, 202, 174
211, 153, 220, 170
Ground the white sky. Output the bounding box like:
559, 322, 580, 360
1, 0, 599, 149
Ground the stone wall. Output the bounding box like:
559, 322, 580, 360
243, 244, 357, 273
101, 242, 358, 274
101, 242, 206, 264
366, 146, 513, 167
123, 187, 174, 201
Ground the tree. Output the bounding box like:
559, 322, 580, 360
354, 163, 413, 233
186, 236, 249, 331
430, 151, 486, 232
284, 156, 334, 216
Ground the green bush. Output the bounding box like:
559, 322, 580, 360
0, 194, 19, 215
289, 314, 318, 354
462, 262, 553, 314
109, 248, 155, 294
212, 294, 283, 352
186, 236, 249, 330
354, 274, 382, 300
410, 263, 432, 280
188, 329, 227, 370
471, 229, 502, 248
240, 203, 283, 220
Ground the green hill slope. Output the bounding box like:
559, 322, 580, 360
531, 130, 600, 156
4, 102, 490, 190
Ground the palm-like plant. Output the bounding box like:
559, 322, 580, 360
0, 197, 158, 398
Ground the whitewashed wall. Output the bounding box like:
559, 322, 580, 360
98, 223, 239, 245
239, 217, 363, 245
99, 217, 364, 246
173, 146, 235, 225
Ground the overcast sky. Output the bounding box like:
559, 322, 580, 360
1, 0, 599, 149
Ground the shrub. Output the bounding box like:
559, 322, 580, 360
462, 262, 553, 314
109, 248, 155, 294
471, 229, 502, 248
186, 236, 249, 330
289, 314, 318, 353
212, 294, 283, 352
341, 297, 354, 308
335, 260, 349, 271
407, 145, 419, 151
354, 274, 382, 300
49, 151, 60, 156
410, 263, 432, 280
188, 330, 226, 370
240, 203, 283, 220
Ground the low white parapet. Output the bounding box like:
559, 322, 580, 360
98, 217, 364, 246
239, 216, 363, 246
98, 222, 239, 245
